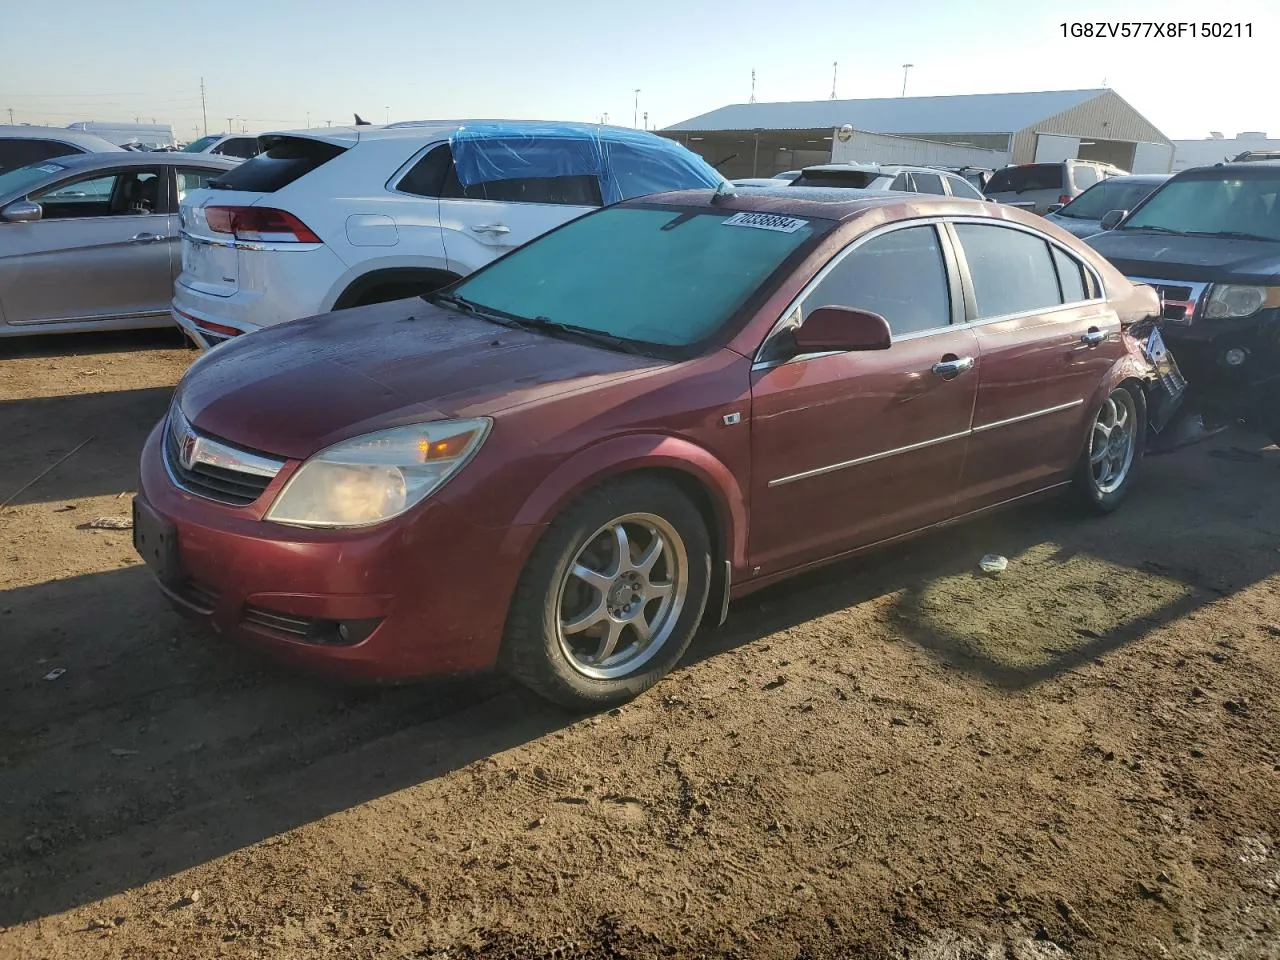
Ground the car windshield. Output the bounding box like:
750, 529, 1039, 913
985, 164, 1064, 193
1058, 179, 1161, 220
181, 136, 222, 153
1122, 174, 1280, 241
450, 206, 821, 352
0, 161, 67, 198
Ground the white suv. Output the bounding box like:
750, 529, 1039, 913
172, 121, 723, 347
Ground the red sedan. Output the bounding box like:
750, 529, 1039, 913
134, 187, 1167, 709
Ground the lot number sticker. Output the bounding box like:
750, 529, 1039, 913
722, 212, 808, 233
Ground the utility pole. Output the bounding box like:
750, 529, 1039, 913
226, 117, 233, 134
830, 62, 838, 100
6, 107, 13, 124
750, 68, 756, 104
200, 77, 208, 136
634, 89, 640, 128
901, 63, 914, 97
643, 111, 649, 130
385, 105, 390, 124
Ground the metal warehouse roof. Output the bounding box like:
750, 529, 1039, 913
665, 89, 1109, 135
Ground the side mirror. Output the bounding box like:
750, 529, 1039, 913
1046, 203, 1064, 214
1, 200, 41, 223
792, 306, 892, 354
1100, 209, 1128, 231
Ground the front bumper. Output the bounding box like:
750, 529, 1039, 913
135, 420, 541, 681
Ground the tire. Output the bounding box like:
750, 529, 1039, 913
1074, 384, 1146, 514
500, 477, 712, 710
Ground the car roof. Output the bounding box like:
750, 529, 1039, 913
28, 152, 240, 171
1101, 173, 1170, 183
633, 185, 997, 221
800, 162, 956, 176
1175, 161, 1280, 179
262, 119, 669, 145
0, 125, 124, 151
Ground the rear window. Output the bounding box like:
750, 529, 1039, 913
0, 139, 81, 175
210, 136, 345, 193
985, 164, 1065, 194
791, 169, 882, 189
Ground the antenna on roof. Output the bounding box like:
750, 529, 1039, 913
710, 178, 737, 205
830, 62, 838, 100
750, 68, 757, 104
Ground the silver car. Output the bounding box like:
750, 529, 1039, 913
0, 126, 123, 174
788, 163, 987, 200
0, 152, 237, 337
983, 159, 1127, 215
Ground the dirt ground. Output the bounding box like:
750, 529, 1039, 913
1, 330, 1278, 960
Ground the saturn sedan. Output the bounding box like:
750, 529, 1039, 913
134, 185, 1170, 709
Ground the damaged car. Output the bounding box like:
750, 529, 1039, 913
136, 186, 1179, 709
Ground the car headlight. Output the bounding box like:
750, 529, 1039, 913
1204, 284, 1280, 320
265, 419, 491, 528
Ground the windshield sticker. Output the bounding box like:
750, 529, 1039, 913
722, 212, 808, 233
35, 164, 66, 174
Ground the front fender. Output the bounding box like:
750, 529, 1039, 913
505, 433, 749, 574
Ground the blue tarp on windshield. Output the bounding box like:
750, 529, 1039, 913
449, 123, 722, 204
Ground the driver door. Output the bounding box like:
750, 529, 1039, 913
0, 166, 172, 327
748, 223, 980, 575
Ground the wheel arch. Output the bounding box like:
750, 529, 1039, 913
503, 435, 748, 625
331, 266, 462, 310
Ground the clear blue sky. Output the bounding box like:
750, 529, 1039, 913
1, 0, 1274, 140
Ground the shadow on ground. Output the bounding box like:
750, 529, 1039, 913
1, 431, 1276, 926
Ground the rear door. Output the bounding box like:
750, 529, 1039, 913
0, 166, 171, 326
434, 137, 600, 276
949, 220, 1121, 511
748, 223, 980, 574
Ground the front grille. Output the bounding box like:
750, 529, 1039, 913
241, 605, 313, 638
163, 408, 284, 507
239, 606, 381, 646
1130, 276, 1209, 325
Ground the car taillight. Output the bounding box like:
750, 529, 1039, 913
1058, 194, 1071, 205
204, 206, 320, 243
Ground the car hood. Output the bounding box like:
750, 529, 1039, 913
1043, 213, 1101, 239
176, 299, 664, 461
1086, 230, 1280, 284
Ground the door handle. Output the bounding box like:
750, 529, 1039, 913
1080, 327, 1106, 346
129, 232, 166, 244
470, 224, 510, 235
931, 356, 976, 379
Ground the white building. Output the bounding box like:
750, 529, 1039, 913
1172, 132, 1280, 172
662, 88, 1173, 181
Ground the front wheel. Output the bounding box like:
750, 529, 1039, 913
1074, 385, 1146, 513
500, 478, 711, 710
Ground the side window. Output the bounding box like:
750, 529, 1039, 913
214, 138, 259, 159
32, 170, 163, 219
954, 224, 1063, 319
912, 172, 946, 195
442, 136, 603, 206
1072, 164, 1099, 190
890, 172, 914, 192
0, 139, 80, 174
1052, 246, 1089, 303
177, 168, 223, 203
803, 226, 951, 337
945, 175, 984, 200
396, 143, 453, 197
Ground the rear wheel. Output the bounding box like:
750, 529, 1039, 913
1074, 385, 1145, 513
500, 478, 711, 710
